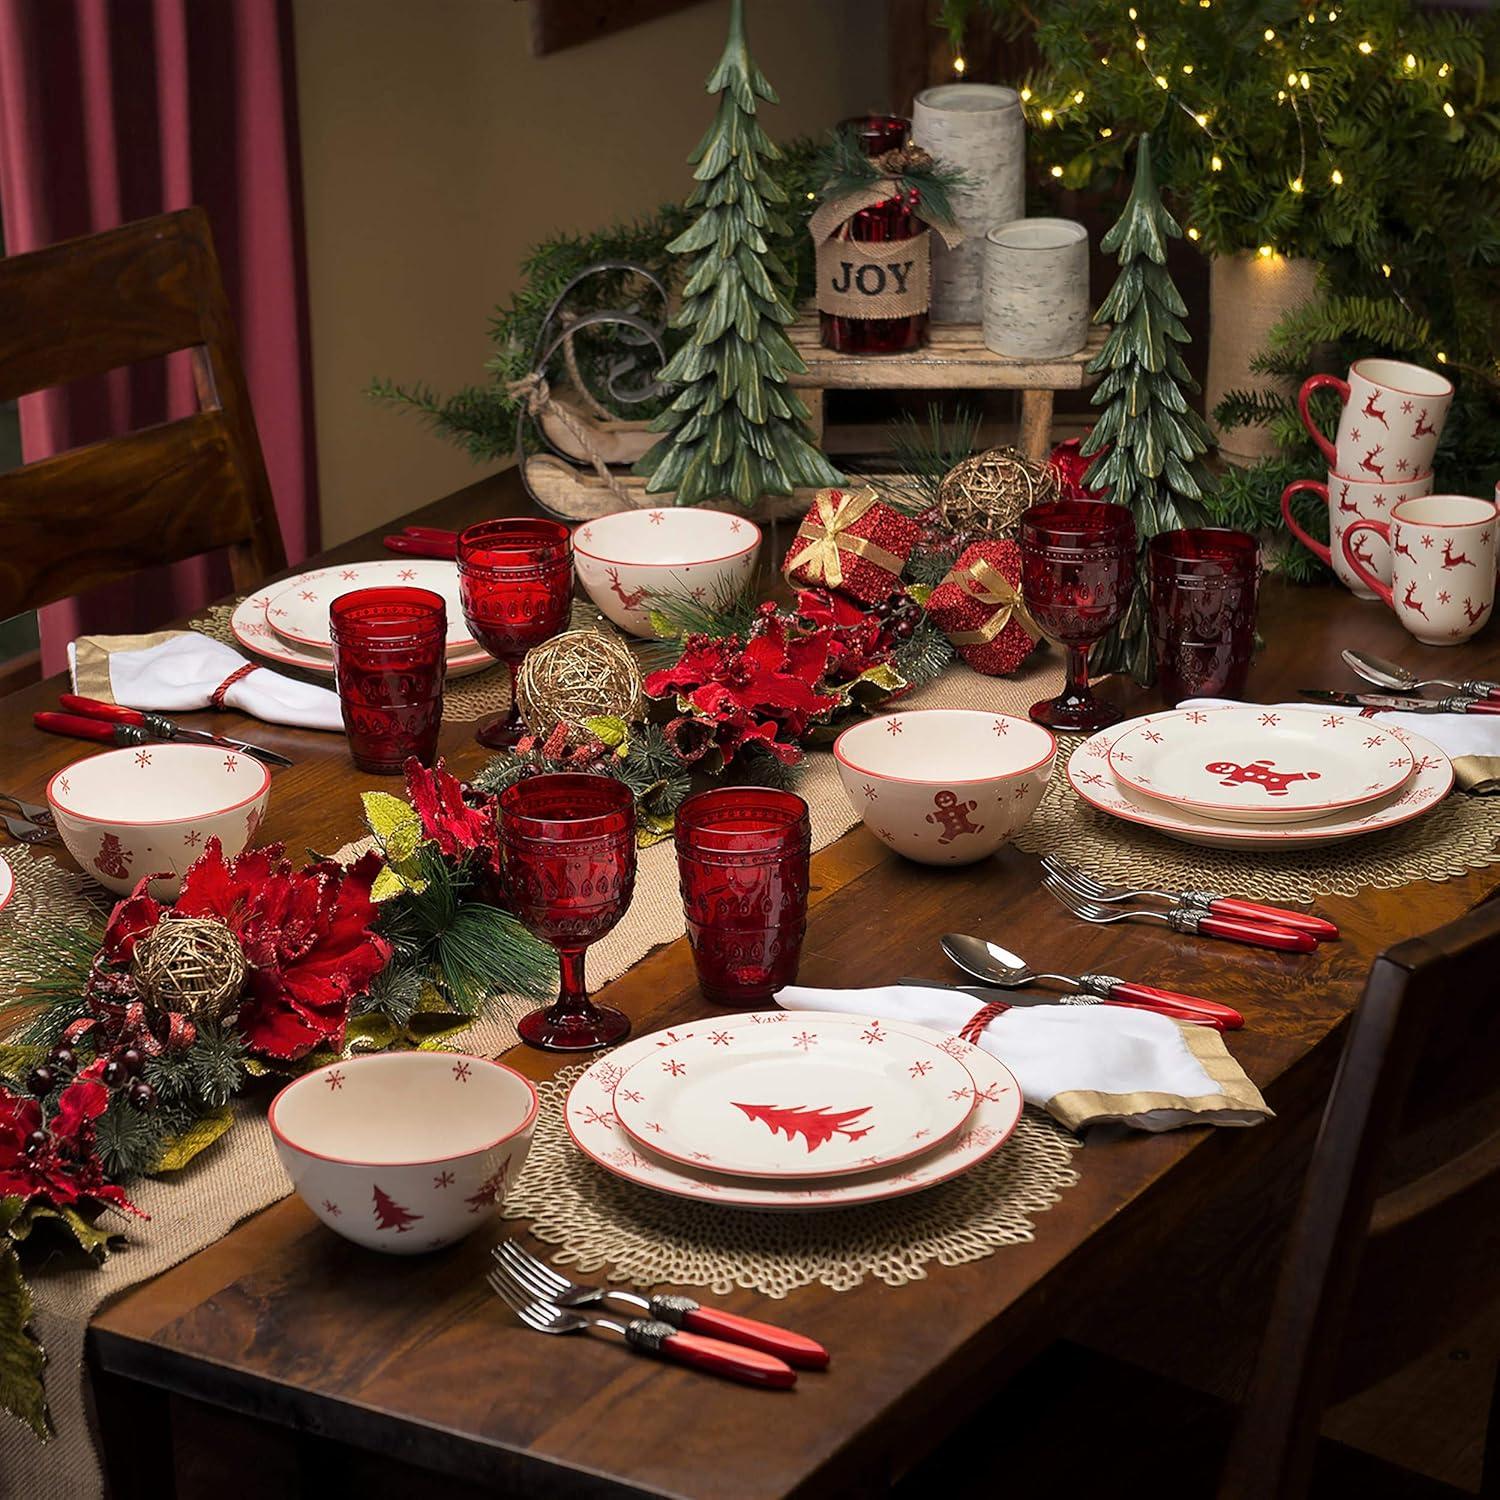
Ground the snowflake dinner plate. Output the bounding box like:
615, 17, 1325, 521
1070, 712, 1453, 850
0, 853, 12, 916
612, 1014, 977, 1180
230, 569, 493, 678
567, 1012, 1022, 1212
1107, 706, 1419, 825
266, 558, 473, 651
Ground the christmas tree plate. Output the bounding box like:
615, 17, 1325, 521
1069, 716, 1452, 850
567, 1013, 1020, 1211
1107, 707, 1418, 824
266, 560, 474, 651
611, 1015, 977, 1179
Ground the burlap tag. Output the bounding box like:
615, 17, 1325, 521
816, 232, 932, 319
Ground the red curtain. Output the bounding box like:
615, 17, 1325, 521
0, 0, 319, 674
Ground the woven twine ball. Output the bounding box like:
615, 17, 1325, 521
129, 916, 247, 1023
514, 628, 644, 741
936, 446, 1062, 538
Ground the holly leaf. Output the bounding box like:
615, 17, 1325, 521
361, 792, 426, 864
369, 863, 414, 904
152, 1108, 235, 1174
0, 1242, 50, 1441
0, 1044, 43, 1089
581, 715, 631, 749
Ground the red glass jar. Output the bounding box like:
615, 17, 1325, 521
820, 114, 928, 355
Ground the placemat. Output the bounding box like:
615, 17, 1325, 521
502, 1065, 1082, 1299
1010, 733, 1500, 903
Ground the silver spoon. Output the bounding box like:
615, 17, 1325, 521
1342, 648, 1500, 700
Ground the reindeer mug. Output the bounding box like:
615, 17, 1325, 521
1341, 494, 1497, 646
1282, 469, 1435, 600
1300, 358, 1453, 484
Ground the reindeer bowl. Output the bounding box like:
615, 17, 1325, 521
574, 507, 761, 637
270, 1052, 538, 1254
833, 709, 1056, 865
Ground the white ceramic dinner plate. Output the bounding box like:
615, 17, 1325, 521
266, 559, 473, 651
0, 852, 12, 915
230, 569, 493, 678
566, 1012, 1022, 1212
612, 1015, 977, 1179
1107, 706, 1417, 824
1070, 711, 1453, 850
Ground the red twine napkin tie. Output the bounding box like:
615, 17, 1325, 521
958, 1001, 1009, 1046
210, 662, 259, 710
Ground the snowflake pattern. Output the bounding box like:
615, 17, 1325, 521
860, 1021, 886, 1045
452, 1060, 471, 1082
886, 718, 903, 735
1422, 534, 1435, 549
729, 519, 743, 533
709, 1030, 732, 1046
433, 1170, 454, 1189
1141, 729, 1163, 743
183, 829, 203, 847
223, 754, 239, 773
325, 1069, 345, 1091
134, 750, 153, 768
1186, 711, 1208, 724
1439, 590, 1453, 605
1363, 735, 1385, 747
398, 568, 416, 580
57, 776, 69, 794
992, 718, 1009, 736
581, 1105, 618, 1129
1322, 716, 1343, 729
341, 569, 359, 581
792, 1031, 818, 1051
1259, 712, 1281, 726
322, 1200, 341, 1217
299, 589, 318, 602
618, 1088, 644, 1103
662, 1058, 686, 1076
648, 511, 665, 525
862, 783, 878, 801
909, 1059, 932, 1078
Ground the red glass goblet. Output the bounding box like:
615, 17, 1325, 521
1019, 500, 1137, 731
498, 773, 636, 1051
457, 518, 574, 750
1148, 528, 1261, 705
329, 586, 447, 774
674, 787, 812, 1006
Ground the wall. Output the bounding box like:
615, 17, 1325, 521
292, 0, 887, 545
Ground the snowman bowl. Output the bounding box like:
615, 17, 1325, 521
574, 507, 761, 637
270, 1052, 538, 1255
833, 709, 1056, 865
46, 742, 272, 898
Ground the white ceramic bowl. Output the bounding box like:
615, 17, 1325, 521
46, 743, 272, 897
574, 507, 761, 637
833, 709, 1056, 865
270, 1052, 538, 1255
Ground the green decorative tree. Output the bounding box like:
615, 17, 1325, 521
1081, 134, 1212, 682
633, 0, 840, 509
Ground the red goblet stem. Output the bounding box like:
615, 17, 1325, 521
556, 945, 590, 1015
1065, 643, 1090, 700
475, 659, 525, 750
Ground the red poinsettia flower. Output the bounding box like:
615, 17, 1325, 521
0, 1061, 143, 1219
119, 839, 391, 1062
794, 589, 893, 685
1049, 436, 1109, 500
404, 758, 500, 874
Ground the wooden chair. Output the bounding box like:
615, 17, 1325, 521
898, 896, 1500, 1498
0, 206, 286, 620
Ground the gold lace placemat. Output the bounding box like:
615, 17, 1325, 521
1010, 734, 1500, 904
501, 1066, 1082, 1300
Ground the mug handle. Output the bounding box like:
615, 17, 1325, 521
1341, 519, 1395, 607
1299, 373, 1350, 466
1280, 479, 1332, 566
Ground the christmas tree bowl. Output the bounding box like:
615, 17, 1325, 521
269, 1052, 538, 1255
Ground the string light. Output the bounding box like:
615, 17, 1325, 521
1287, 71, 1299, 85
1437, 352, 1448, 364
1443, 101, 1456, 118
1330, 168, 1344, 185
1258, 245, 1275, 258
1291, 176, 1305, 193
1100, 126, 1114, 138
1381, 263, 1392, 277
1128, 5, 1137, 15
1074, 90, 1086, 102
806, 191, 816, 200
1439, 62, 1451, 78
1050, 165, 1064, 178
1136, 35, 1147, 50
953, 55, 967, 76
1264, 28, 1275, 40
1277, 89, 1288, 102
1358, 39, 1373, 54
1195, 113, 1210, 127
1211, 154, 1224, 171
1187, 227, 1201, 240
1182, 64, 1194, 74
1020, 86, 1032, 101
1155, 74, 1168, 88
1404, 53, 1416, 71
1300, 72, 1311, 89
1040, 108, 1055, 122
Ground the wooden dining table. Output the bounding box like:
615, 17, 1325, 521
6, 466, 1500, 1499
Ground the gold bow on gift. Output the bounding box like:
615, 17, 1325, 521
945, 556, 1042, 646
785, 486, 905, 590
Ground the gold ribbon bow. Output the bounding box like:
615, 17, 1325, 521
944, 556, 1042, 647
785, 487, 905, 591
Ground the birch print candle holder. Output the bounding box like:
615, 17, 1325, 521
912, 84, 1024, 324
983, 218, 1090, 359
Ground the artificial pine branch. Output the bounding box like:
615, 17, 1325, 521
893, 616, 957, 688
813, 126, 969, 229
881, 404, 984, 516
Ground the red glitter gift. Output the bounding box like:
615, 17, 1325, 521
782, 486, 919, 605
925, 539, 1042, 677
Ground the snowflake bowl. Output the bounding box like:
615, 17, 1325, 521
832, 709, 1056, 866
46, 742, 272, 898
270, 1052, 538, 1254
574, 506, 761, 638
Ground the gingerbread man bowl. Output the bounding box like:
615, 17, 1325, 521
833, 709, 1056, 865
574, 507, 761, 638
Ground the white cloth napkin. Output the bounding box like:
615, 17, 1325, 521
69, 631, 345, 732
775, 984, 1271, 1132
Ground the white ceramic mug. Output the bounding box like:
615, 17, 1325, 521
1342, 494, 1498, 645
1300, 358, 1454, 483
1281, 469, 1434, 599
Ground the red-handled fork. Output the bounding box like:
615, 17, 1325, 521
494, 1239, 828, 1369
382, 526, 458, 559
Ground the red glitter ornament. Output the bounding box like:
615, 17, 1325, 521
925, 539, 1042, 677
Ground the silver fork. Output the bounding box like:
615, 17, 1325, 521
1043, 874, 1316, 954
2, 812, 54, 845
0, 794, 54, 828
493, 1240, 828, 1367
485, 1263, 796, 1388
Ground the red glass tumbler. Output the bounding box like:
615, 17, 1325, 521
457, 518, 574, 750
820, 114, 928, 355
674, 787, 812, 1006
1148, 529, 1261, 705
329, 586, 446, 774
498, 773, 636, 1051
1018, 500, 1137, 731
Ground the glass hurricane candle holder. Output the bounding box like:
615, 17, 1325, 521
498, 773, 636, 1052
1019, 500, 1137, 731
329, 586, 447, 774
1148, 528, 1261, 705
674, 786, 812, 1006
457, 518, 574, 750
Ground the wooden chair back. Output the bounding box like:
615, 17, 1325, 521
0, 206, 286, 618
1220, 895, 1500, 1497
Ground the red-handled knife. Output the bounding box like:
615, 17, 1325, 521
40, 701, 292, 768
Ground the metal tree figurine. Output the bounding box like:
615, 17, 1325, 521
633, 0, 840, 509
1081, 133, 1213, 682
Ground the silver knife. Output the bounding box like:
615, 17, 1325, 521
1299, 689, 1500, 716
897, 977, 1104, 1007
